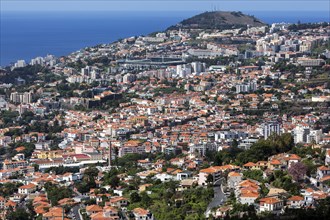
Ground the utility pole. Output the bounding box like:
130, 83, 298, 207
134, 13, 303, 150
62, 206, 64, 220
108, 138, 112, 168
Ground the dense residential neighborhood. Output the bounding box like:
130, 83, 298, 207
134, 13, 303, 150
0, 11, 330, 220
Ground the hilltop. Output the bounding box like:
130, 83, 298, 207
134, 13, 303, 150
168, 11, 266, 30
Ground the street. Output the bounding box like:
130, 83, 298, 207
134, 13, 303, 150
72, 204, 82, 220
205, 184, 227, 218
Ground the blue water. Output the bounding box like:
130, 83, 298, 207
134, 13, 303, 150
1, 10, 329, 66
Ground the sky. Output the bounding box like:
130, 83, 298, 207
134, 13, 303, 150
1, 0, 330, 12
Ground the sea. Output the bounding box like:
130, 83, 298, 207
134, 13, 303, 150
1, 10, 329, 67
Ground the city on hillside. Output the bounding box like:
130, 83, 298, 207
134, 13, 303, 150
0, 10, 330, 220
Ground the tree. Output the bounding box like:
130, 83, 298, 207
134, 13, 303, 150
44, 182, 73, 206
76, 167, 97, 194
6, 208, 32, 220
140, 191, 152, 207
84, 167, 99, 181
288, 162, 307, 181
108, 176, 120, 188
302, 159, 317, 176
32, 164, 39, 172
206, 174, 214, 185
130, 192, 141, 203
0, 182, 23, 197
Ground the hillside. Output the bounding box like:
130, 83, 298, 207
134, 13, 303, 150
168, 11, 266, 30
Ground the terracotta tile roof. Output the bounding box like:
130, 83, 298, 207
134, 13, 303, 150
288, 196, 304, 201
133, 207, 149, 216
270, 159, 282, 165
240, 192, 259, 198
110, 196, 128, 203
200, 166, 221, 174
5, 200, 17, 207
19, 183, 36, 189
320, 175, 330, 182
243, 162, 256, 167
43, 207, 63, 218
318, 166, 330, 171
260, 197, 281, 205
86, 204, 103, 213
34, 205, 49, 214
228, 172, 241, 177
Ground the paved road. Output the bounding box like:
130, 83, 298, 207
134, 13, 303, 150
205, 184, 227, 218
72, 204, 82, 220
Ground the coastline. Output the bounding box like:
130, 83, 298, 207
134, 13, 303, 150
1, 10, 329, 67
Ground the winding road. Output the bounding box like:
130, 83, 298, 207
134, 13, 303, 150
205, 180, 227, 218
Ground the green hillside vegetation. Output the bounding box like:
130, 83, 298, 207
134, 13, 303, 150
168, 11, 266, 30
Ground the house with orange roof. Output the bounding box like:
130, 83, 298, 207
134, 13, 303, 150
4, 200, 17, 210
18, 183, 37, 194
239, 191, 260, 205
137, 159, 152, 169
287, 195, 304, 209
300, 188, 315, 205
319, 175, 330, 188
91, 211, 119, 220
152, 159, 165, 169
86, 204, 103, 215
259, 197, 284, 213
235, 179, 260, 205
132, 207, 154, 220
271, 153, 301, 168
90, 206, 119, 220
213, 205, 233, 219
268, 159, 282, 170
255, 161, 268, 170
57, 198, 76, 206
243, 162, 256, 170
34, 205, 49, 215
317, 166, 330, 179
198, 166, 222, 186
43, 207, 66, 220
108, 196, 128, 208
118, 140, 145, 157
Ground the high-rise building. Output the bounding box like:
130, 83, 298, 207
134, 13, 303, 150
191, 62, 205, 74
10, 92, 32, 104
123, 73, 136, 83
263, 121, 281, 139
294, 125, 322, 144
12, 60, 26, 69
235, 81, 257, 93
176, 64, 192, 78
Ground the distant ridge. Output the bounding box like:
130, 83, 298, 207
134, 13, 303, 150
168, 11, 266, 30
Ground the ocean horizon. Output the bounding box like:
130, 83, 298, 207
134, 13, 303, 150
1, 10, 329, 66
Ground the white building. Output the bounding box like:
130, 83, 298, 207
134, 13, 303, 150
13, 60, 26, 69
294, 125, 322, 144
10, 92, 32, 104
123, 73, 136, 83
18, 183, 37, 194
191, 62, 205, 74
176, 64, 192, 78
259, 198, 284, 213
262, 121, 281, 139
227, 172, 242, 189
235, 81, 257, 93
0, 97, 8, 110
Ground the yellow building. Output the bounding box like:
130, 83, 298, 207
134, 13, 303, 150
37, 150, 63, 159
